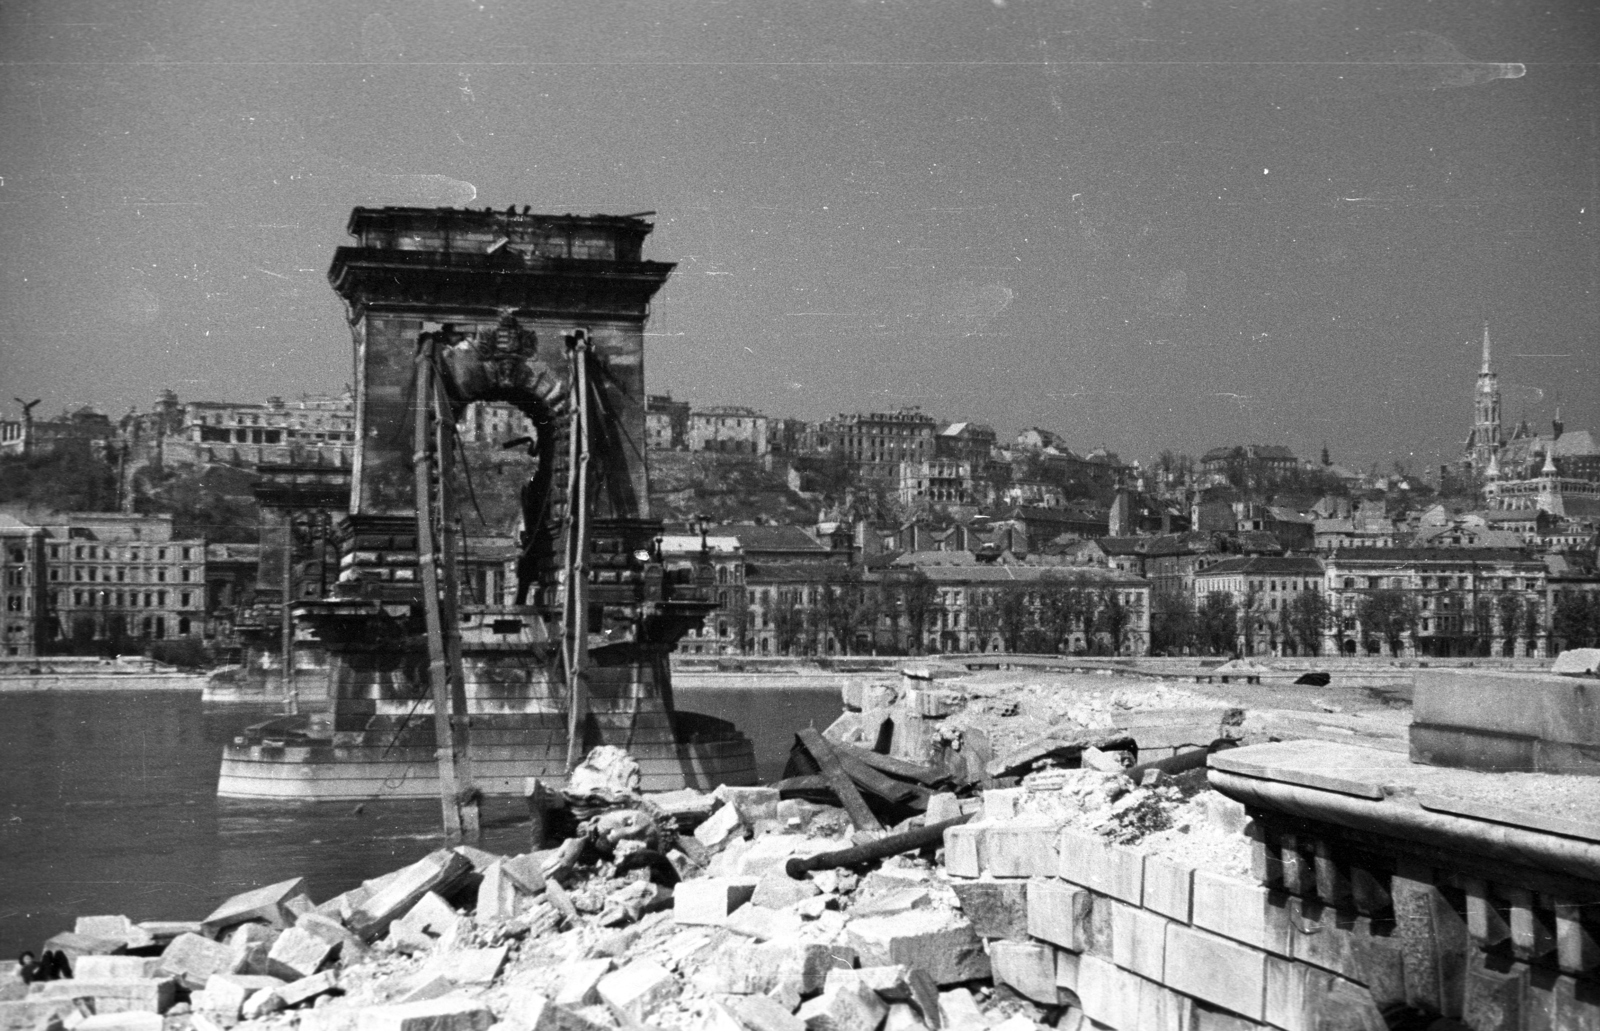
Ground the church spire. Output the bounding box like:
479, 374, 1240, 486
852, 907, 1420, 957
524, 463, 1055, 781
1480, 320, 1492, 375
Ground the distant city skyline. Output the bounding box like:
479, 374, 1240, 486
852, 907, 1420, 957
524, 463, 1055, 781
2, 1, 1596, 473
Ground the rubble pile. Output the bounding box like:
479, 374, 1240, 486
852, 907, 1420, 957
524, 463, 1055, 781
2, 736, 1259, 1031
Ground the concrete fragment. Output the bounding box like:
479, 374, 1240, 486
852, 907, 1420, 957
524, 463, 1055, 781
988, 941, 1061, 1005
827, 965, 939, 1028
882, 1003, 928, 1031
201, 877, 311, 938
267, 925, 337, 980
393, 975, 458, 1005
797, 981, 888, 1031
924, 795, 962, 825
157, 933, 239, 991
699, 998, 751, 1031
949, 881, 1028, 941
728, 994, 807, 1031
596, 959, 679, 1024
675, 876, 760, 926
356, 996, 496, 1031
551, 958, 613, 1007
935, 989, 988, 1031
348, 851, 472, 941
846, 910, 990, 987
278, 970, 339, 1008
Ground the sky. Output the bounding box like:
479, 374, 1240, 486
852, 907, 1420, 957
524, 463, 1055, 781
1, 0, 1597, 475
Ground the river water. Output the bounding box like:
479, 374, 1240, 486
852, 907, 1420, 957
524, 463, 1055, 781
0, 685, 841, 957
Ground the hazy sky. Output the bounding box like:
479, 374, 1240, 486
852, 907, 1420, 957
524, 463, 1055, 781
2, 0, 1596, 473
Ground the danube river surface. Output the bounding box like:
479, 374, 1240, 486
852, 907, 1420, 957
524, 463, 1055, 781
0, 684, 841, 956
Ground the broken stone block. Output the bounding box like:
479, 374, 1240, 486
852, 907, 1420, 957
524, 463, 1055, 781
42, 932, 125, 966
987, 941, 1060, 1005
227, 922, 281, 952
74, 1014, 163, 1031
201, 877, 311, 938
695, 802, 747, 851
596, 959, 679, 1024
935, 989, 989, 1031
293, 913, 370, 966
797, 981, 888, 1031
852, 889, 932, 919
392, 974, 459, 1005
72, 958, 159, 981
551, 958, 613, 1008
985, 1016, 1036, 1031
348, 851, 473, 942
74, 917, 155, 952
729, 993, 807, 1031
387, 892, 462, 954
1025, 880, 1092, 952
715, 785, 782, 825
26, 979, 178, 1016
725, 905, 806, 943
983, 823, 1058, 879
846, 910, 991, 987
265, 926, 336, 980
356, 996, 497, 1031
135, 922, 200, 947
424, 947, 507, 986
502, 852, 547, 894
277, 970, 339, 1008
502, 991, 609, 1031
950, 881, 1029, 941
695, 940, 850, 996
942, 824, 985, 879
674, 876, 760, 926
1164, 923, 1267, 1023
883, 1003, 931, 1031
698, 999, 749, 1031
826, 966, 939, 1028
753, 870, 823, 911
200, 974, 287, 1021
242, 987, 287, 1020
474, 862, 524, 926
0, 997, 76, 1031
157, 933, 240, 992
924, 794, 962, 825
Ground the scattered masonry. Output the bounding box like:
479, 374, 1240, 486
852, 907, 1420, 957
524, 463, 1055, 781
6, 668, 1597, 1031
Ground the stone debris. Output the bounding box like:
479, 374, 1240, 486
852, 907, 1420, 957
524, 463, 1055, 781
5, 708, 1328, 1031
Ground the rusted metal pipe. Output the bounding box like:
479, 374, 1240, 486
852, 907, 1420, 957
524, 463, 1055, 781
785, 813, 973, 879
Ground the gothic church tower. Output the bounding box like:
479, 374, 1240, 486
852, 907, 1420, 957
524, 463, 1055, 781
1467, 321, 1502, 475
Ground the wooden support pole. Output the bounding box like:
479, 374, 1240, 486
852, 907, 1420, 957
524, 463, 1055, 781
414, 346, 474, 842
798, 727, 883, 832
562, 331, 593, 773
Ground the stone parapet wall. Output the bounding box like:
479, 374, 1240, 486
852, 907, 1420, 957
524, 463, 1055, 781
943, 761, 1600, 1030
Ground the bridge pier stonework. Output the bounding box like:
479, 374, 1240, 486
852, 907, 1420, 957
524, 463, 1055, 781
217, 208, 755, 800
